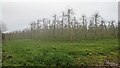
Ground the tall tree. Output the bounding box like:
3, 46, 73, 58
53, 15, 57, 39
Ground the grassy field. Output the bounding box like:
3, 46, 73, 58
2, 39, 118, 66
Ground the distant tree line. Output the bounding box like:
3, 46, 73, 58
5, 9, 118, 41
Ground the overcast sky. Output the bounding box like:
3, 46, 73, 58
0, 0, 118, 32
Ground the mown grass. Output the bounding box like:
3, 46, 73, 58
2, 38, 118, 66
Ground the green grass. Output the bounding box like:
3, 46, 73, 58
2, 39, 118, 66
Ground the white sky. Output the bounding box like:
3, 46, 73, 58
0, 0, 119, 2
0, 0, 119, 32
